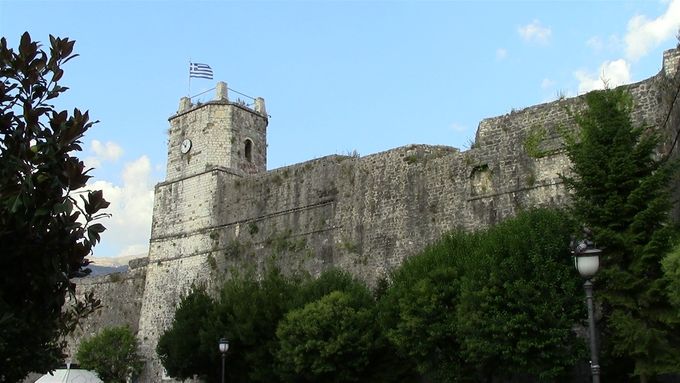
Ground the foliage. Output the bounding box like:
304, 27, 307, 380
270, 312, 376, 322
293, 268, 372, 309
562, 88, 680, 380
76, 326, 143, 383
0, 33, 108, 381
276, 291, 375, 383
380, 209, 584, 382
379, 234, 471, 382
158, 270, 298, 383
456, 209, 584, 382
662, 245, 680, 311
523, 125, 551, 158
276, 269, 415, 383
157, 287, 216, 381
216, 268, 301, 383
158, 267, 415, 383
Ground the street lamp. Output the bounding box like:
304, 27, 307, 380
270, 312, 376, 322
571, 233, 602, 383
219, 338, 229, 383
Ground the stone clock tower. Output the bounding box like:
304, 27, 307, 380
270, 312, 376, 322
136, 82, 268, 381
166, 81, 267, 180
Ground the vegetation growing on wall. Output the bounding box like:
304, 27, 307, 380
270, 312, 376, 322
523, 125, 555, 158
267, 229, 307, 255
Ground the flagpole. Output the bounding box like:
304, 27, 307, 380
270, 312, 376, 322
188, 58, 191, 97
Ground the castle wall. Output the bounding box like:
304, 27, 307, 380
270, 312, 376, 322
76, 48, 680, 381
62, 259, 147, 362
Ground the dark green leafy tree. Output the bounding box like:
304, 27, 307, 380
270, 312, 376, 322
209, 267, 302, 383
158, 267, 415, 383
276, 269, 416, 383
76, 326, 143, 383
159, 268, 302, 383
276, 291, 375, 383
562, 88, 680, 381
0, 33, 108, 381
378, 237, 470, 383
293, 268, 373, 308
380, 209, 584, 382
456, 209, 584, 382
157, 287, 216, 382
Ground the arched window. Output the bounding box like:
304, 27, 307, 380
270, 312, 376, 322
244, 139, 253, 162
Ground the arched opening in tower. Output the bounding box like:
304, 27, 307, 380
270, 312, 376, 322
244, 139, 253, 162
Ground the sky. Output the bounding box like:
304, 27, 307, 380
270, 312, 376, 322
1, 0, 679, 259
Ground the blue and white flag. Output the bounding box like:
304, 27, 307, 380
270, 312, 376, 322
190, 62, 213, 80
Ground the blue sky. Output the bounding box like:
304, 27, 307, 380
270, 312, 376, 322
1, 0, 679, 259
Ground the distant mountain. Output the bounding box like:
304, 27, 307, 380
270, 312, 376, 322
90, 253, 145, 268
75, 253, 145, 277
87, 264, 128, 277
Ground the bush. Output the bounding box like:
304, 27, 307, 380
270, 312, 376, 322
276, 291, 375, 383
380, 208, 584, 382
76, 326, 143, 383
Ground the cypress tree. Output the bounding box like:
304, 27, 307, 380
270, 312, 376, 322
562, 88, 680, 381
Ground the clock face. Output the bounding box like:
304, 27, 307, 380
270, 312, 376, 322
181, 139, 192, 154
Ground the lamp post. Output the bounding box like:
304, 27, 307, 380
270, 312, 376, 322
219, 338, 229, 383
571, 234, 602, 383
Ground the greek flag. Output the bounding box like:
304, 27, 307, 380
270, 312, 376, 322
190, 62, 213, 79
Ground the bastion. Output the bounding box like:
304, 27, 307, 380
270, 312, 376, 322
67, 48, 680, 381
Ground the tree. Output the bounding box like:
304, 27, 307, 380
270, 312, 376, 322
158, 268, 302, 383
76, 326, 143, 383
379, 251, 469, 382
276, 269, 416, 383
158, 267, 415, 383
380, 209, 583, 382
662, 245, 680, 311
157, 287, 216, 381
562, 88, 680, 381
209, 268, 301, 383
0, 33, 108, 381
276, 291, 375, 383
456, 209, 584, 382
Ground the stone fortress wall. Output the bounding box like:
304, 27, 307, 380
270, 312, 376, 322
66, 48, 680, 381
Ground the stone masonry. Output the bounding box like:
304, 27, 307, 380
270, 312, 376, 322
65, 48, 680, 382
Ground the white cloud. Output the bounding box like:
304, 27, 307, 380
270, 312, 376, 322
450, 123, 467, 133
541, 78, 556, 89
88, 156, 155, 258
574, 59, 632, 94
92, 140, 123, 161
625, 0, 680, 61
85, 140, 124, 169
518, 20, 552, 44
496, 48, 508, 60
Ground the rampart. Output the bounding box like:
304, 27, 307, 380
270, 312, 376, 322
63, 258, 147, 358
65, 48, 680, 381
